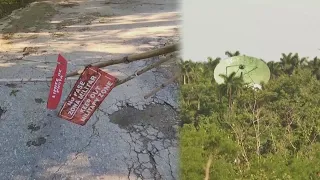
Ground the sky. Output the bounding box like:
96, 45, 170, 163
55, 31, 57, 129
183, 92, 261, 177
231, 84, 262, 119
181, 0, 320, 62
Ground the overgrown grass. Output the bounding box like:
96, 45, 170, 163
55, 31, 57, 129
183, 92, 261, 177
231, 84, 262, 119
2, 2, 56, 34
0, 0, 35, 19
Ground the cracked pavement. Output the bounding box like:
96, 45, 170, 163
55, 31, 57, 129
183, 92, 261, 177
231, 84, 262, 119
111, 105, 179, 180
0, 0, 180, 179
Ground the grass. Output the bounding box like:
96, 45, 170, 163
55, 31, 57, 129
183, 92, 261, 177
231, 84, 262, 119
2, 2, 56, 34
0, 0, 34, 19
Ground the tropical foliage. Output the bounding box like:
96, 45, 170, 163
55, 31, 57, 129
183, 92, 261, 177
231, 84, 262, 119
179, 51, 320, 180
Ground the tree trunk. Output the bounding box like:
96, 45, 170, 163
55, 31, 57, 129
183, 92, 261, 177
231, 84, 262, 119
204, 154, 213, 180
186, 74, 190, 84
228, 87, 232, 109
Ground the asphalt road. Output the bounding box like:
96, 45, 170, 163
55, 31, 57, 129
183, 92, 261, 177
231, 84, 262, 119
0, 0, 180, 179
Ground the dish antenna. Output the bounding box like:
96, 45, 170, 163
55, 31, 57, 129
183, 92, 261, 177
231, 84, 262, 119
214, 56, 270, 86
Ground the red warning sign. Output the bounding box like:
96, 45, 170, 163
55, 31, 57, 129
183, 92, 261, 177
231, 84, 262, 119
58, 66, 117, 125
47, 54, 68, 110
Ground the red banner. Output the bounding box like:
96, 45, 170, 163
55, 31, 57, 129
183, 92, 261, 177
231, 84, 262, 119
47, 54, 68, 110
58, 66, 117, 125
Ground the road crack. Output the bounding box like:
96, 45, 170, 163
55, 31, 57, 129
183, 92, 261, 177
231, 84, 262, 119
52, 115, 100, 179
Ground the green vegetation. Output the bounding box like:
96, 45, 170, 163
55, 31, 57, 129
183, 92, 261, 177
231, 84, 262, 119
2, 1, 56, 34
179, 52, 320, 180
0, 0, 34, 19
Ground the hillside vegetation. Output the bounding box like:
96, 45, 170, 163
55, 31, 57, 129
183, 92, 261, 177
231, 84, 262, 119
179, 51, 320, 180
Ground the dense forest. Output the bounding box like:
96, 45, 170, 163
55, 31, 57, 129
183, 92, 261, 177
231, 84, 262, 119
179, 51, 320, 180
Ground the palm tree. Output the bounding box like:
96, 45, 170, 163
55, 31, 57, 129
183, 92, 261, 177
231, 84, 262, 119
280, 53, 294, 75
267, 61, 282, 79
188, 62, 204, 83
207, 57, 221, 68
308, 56, 320, 80
225, 51, 241, 57
280, 53, 307, 75
206, 57, 221, 83
218, 72, 244, 108
180, 60, 193, 84
292, 53, 308, 69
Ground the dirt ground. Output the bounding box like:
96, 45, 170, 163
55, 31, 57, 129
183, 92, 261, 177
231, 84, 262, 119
0, 0, 180, 179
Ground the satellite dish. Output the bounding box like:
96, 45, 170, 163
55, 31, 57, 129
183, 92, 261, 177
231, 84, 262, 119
214, 56, 270, 85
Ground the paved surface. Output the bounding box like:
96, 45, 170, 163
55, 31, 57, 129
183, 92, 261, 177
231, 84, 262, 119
0, 0, 180, 179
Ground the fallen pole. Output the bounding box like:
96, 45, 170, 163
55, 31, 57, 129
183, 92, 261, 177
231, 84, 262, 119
66, 43, 180, 77
116, 54, 177, 86
0, 55, 177, 85
0, 77, 79, 83
144, 73, 179, 99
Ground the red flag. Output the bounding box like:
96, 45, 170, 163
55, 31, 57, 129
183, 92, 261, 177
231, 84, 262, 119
58, 66, 117, 126
47, 54, 68, 109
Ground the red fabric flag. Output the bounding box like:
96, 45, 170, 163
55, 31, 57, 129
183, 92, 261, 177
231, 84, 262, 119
58, 66, 117, 126
47, 54, 68, 110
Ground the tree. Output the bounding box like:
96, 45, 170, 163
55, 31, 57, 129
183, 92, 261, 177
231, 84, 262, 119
206, 57, 221, 83
180, 60, 193, 84
225, 51, 240, 57
267, 61, 282, 79
280, 53, 307, 75
179, 52, 320, 180
308, 56, 320, 80
218, 72, 244, 108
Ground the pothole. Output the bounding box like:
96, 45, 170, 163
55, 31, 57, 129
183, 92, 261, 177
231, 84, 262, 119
26, 137, 46, 147
0, 106, 6, 118
35, 98, 44, 104
28, 123, 41, 133
109, 104, 178, 139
